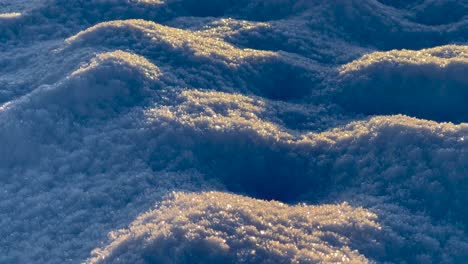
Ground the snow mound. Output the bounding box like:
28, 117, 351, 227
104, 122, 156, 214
338, 45, 468, 122
7, 50, 163, 118
57, 50, 162, 116
66, 19, 321, 100
190, 18, 367, 64
146, 90, 468, 224
86, 192, 377, 264
66, 20, 276, 65
142, 94, 468, 262
1, 0, 467, 263
0, 51, 162, 167
71, 50, 161, 80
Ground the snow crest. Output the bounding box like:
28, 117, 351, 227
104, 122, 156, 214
0, 0, 467, 263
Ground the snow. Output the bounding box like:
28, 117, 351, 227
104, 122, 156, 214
0, 0, 467, 263
338, 45, 468, 122
86, 192, 376, 264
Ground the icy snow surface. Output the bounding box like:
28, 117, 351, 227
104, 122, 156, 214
0, 0, 467, 263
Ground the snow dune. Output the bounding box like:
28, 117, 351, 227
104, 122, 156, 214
0, 0, 467, 263
87, 192, 377, 264
338, 45, 468, 122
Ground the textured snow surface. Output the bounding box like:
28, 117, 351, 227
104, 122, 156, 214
87, 192, 377, 264
0, 0, 467, 263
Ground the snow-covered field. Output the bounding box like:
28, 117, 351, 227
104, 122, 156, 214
0, 0, 467, 263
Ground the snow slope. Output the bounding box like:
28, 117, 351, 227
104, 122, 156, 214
0, 0, 467, 263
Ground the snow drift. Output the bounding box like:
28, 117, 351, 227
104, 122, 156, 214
86, 192, 378, 264
337, 45, 468, 122
0, 0, 467, 263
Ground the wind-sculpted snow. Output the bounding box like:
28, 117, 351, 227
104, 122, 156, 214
309, 0, 467, 49
65, 19, 324, 100
337, 45, 468, 122
146, 91, 468, 226
86, 192, 377, 264
0, 0, 467, 263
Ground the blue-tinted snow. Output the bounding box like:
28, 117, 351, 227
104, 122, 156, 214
0, 0, 467, 263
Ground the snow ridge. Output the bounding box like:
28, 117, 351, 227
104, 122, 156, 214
0, 0, 467, 263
